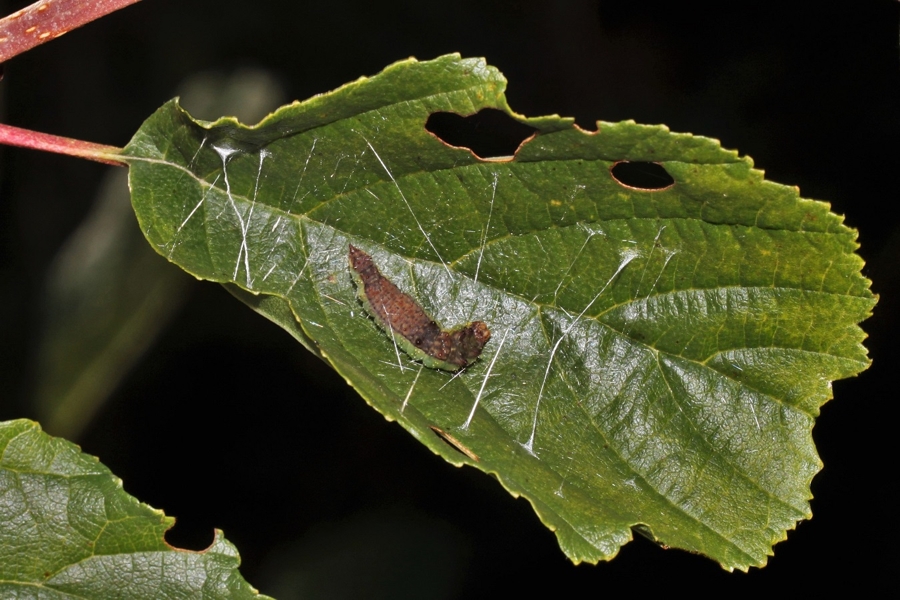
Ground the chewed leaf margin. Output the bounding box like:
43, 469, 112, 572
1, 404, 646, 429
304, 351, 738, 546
0, 419, 269, 599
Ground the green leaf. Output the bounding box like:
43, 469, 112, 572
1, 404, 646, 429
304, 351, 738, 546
122, 54, 875, 570
0, 419, 269, 599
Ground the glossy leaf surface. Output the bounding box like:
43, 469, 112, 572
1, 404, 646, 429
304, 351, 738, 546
123, 55, 874, 570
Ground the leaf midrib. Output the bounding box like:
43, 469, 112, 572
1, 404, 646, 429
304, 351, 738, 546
131, 155, 864, 420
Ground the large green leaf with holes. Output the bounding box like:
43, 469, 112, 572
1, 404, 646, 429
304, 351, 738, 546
122, 54, 874, 570
0, 419, 268, 598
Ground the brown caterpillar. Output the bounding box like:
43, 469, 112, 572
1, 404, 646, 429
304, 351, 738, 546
348, 244, 491, 371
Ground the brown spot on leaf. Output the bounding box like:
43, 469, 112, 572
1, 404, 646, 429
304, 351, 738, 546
430, 426, 479, 461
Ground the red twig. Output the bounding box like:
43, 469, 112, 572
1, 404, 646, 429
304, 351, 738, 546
0, 1, 138, 162
0, 122, 125, 165
0, 0, 142, 63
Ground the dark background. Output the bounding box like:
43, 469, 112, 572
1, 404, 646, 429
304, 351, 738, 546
1, 0, 896, 596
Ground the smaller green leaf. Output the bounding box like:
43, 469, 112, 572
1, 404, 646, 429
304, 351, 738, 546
0, 420, 269, 599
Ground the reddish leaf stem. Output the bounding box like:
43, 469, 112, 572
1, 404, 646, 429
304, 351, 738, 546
0, 1, 138, 164
0, 0, 142, 63
0, 122, 125, 165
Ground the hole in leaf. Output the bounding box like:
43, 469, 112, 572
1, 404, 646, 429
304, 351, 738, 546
425, 108, 537, 159
164, 519, 216, 551
610, 161, 675, 190
430, 426, 479, 462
